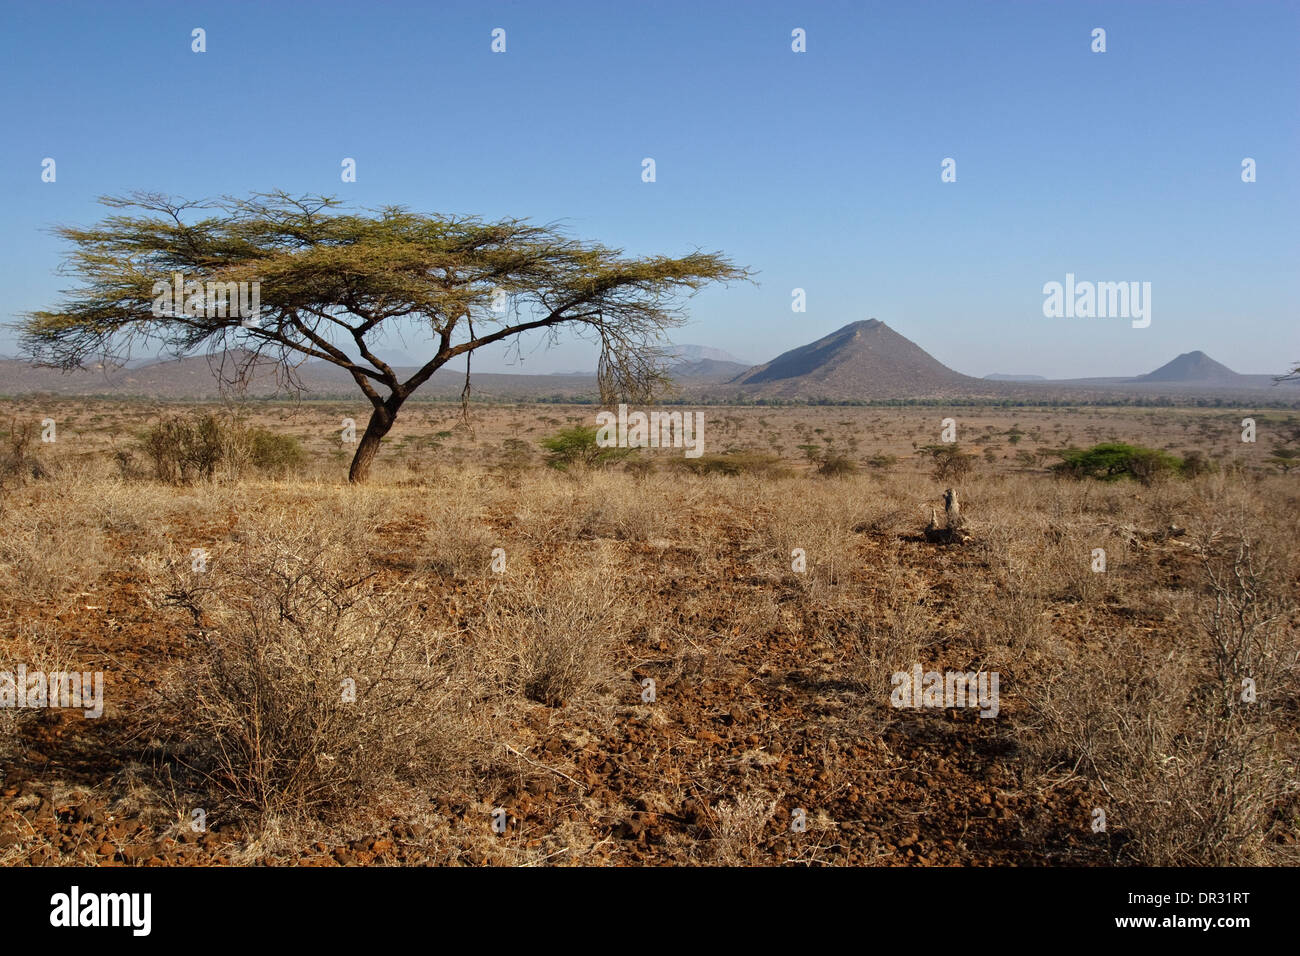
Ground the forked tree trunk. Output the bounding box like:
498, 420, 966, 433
348, 400, 402, 483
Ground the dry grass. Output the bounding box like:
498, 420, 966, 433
1, 399, 1297, 865
1020, 484, 1299, 865
140, 515, 485, 825
0, 621, 77, 760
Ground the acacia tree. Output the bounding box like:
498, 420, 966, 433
20, 191, 747, 481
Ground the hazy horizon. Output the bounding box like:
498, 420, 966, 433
1, 322, 1288, 382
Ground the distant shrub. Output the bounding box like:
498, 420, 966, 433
794, 442, 857, 477
539, 425, 628, 470
921, 444, 977, 483
496, 437, 534, 473
142, 414, 224, 483
142, 412, 305, 483
677, 452, 791, 478
866, 453, 897, 471
1267, 446, 1300, 474
816, 453, 858, 477
248, 428, 307, 476
1053, 442, 1183, 484
623, 457, 656, 479
1180, 449, 1214, 478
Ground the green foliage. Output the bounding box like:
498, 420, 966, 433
248, 428, 307, 476
539, 425, 628, 470
676, 452, 791, 478
1052, 442, 1183, 484
920, 443, 977, 483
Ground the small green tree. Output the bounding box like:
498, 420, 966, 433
539, 425, 628, 470
921, 444, 976, 483
1053, 442, 1183, 484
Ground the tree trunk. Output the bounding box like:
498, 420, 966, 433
348, 400, 401, 483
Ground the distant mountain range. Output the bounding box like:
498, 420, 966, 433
0, 346, 747, 401
664, 344, 746, 365
1, 326, 1294, 403
659, 344, 751, 382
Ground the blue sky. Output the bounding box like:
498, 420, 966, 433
1, 0, 1296, 377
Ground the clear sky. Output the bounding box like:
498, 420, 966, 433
1, 0, 1296, 377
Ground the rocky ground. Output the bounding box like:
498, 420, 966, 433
1, 404, 1295, 866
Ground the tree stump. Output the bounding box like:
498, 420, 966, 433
925, 488, 972, 544
944, 489, 961, 524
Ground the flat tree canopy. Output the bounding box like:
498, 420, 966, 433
20, 191, 748, 481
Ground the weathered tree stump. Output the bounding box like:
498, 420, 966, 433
924, 488, 972, 544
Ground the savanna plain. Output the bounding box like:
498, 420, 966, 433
1, 399, 1296, 866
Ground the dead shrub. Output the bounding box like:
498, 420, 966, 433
708, 787, 780, 864
426, 497, 497, 577
966, 575, 1049, 668
141, 411, 305, 484
851, 501, 912, 538
1, 418, 50, 486
0, 494, 106, 605
144, 523, 476, 822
